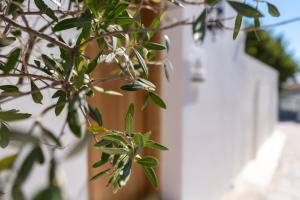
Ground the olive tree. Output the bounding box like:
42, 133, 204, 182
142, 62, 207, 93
0, 0, 280, 199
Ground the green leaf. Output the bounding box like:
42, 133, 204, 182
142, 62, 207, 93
1, 48, 21, 73
121, 80, 151, 91
148, 14, 163, 38
121, 79, 155, 92
138, 78, 156, 90
206, 0, 220, 5
31, 80, 43, 104
137, 156, 158, 167
0, 37, 16, 47
133, 133, 144, 153
53, 17, 91, 32
254, 18, 260, 28
67, 98, 81, 138
76, 26, 92, 46
118, 159, 132, 187
227, 1, 263, 18
267, 3, 280, 17
11, 29, 22, 37
86, 54, 100, 74
52, 90, 66, 116
93, 152, 110, 168
163, 63, 170, 82
193, 9, 207, 43
7, 0, 25, 15
0, 85, 19, 96
142, 93, 150, 111
90, 169, 110, 181
118, 160, 132, 187
4, 129, 40, 144
145, 140, 168, 151
34, 0, 58, 21
0, 110, 31, 121
126, 104, 134, 118
93, 86, 123, 96
33, 185, 62, 200
107, 3, 129, 18
143, 131, 152, 141
0, 123, 10, 148
67, 109, 81, 138
86, 106, 103, 126
41, 54, 56, 70
34, 60, 52, 76
233, 14, 243, 40
0, 154, 17, 172
12, 146, 44, 199
253, 18, 261, 40
41, 127, 61, 147
149, 92, 166, 109
100, 147, 129, 155
133, 48, 148, 77
13, 146, 44, 193
103, 134, 127, 146
113, 17, 133, 26
142, 167, 158, 189
144, 42, 166, 51
87, 125, 108, 134
32, 146, 45, 164
94, 140, 112, 148
125, 104, 134, 135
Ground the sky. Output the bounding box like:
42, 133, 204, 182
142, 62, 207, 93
260, 0, 300, 61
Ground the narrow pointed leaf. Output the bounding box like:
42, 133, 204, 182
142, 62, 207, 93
0, 110, 31, 121
2, 48, 21, 73
34, 0, 58, 21
137, 156, 158, 167
227, 1, 263, 18
133, 49, 148, 77
0, 154, 17, 172
144, 42, 166, 51
193, 9, 207, 42
31, 80, 43, 104
125, 104, 134, 135
100, 147, 129, 155
0, 123, 10, 148
149, 92, 166, 109
90, 169, 110, 181
233, 14, 243, 40
145, 140, 168, 151
267, 3, 280, 17
142, 167, 158, 189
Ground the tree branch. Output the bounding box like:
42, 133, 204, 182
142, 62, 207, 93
0, 14, 71, 51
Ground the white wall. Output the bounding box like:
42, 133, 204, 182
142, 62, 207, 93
161, 4, 278, 200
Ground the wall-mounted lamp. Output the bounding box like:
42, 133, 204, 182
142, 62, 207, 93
188, 57, 206, 86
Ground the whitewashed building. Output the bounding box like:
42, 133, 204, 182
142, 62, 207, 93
161, 3, 278, 200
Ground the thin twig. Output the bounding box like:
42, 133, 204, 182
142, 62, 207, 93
0, 15, 71, 51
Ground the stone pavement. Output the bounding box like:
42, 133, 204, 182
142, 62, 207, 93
223, 122, 300, 200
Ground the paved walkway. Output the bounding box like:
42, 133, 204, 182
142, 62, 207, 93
267, 122, 300, 200
223, 122, 300, 200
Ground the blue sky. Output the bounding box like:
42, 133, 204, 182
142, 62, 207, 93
259, 0, 300, 61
